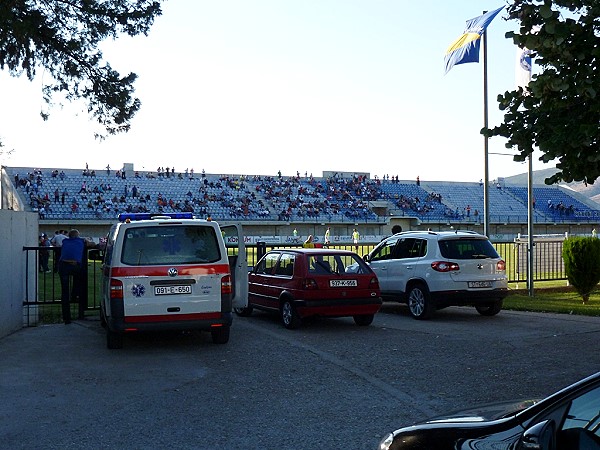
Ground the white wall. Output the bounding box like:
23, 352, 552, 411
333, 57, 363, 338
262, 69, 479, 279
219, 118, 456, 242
0, 210, 38, 338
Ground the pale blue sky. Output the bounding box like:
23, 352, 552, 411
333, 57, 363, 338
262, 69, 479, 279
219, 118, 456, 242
0, 1, 548, 182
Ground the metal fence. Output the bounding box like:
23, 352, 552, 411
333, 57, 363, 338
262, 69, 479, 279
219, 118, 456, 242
22, 240, 567, 326
249, 241, 566, 284
22, 247, 102, 326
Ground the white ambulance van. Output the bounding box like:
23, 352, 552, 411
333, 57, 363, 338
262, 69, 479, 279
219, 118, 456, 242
100, 213, 247, 349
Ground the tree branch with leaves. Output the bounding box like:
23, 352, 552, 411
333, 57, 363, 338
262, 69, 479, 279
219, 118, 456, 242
0, 0, 163, 138
483, 0, 600, 185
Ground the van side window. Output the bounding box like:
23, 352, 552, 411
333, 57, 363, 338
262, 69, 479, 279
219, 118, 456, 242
103, 225, 118, 265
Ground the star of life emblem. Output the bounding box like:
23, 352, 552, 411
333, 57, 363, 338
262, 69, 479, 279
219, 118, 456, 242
131, 284, 146, 297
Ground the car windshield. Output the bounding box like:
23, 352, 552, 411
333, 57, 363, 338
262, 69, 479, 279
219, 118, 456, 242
438, 238, 499, 260
121, 225, 221, 265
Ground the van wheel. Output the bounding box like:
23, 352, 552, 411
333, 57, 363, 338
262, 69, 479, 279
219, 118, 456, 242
106, 329, 123, 349
476, 300, 503, 316
353, 314, 374, 326
281, 300, 301, 330
211, 326, 230, 344
234, 306, 253, 317
408, 283, 434, 320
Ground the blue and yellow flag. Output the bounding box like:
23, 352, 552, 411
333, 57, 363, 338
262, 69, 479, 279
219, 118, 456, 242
444, 6, 504, 74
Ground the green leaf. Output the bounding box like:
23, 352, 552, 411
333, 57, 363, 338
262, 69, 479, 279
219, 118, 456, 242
540, 5, 553, 19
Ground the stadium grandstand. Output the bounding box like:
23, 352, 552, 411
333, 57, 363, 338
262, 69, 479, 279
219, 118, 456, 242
2, 165, 600, 240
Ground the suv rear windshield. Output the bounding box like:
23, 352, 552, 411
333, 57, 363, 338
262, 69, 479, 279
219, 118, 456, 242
121, 225, 221, 265
438, 238, 499, 260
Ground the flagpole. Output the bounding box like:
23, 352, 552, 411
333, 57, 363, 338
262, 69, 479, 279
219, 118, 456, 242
482, 23, 490, 237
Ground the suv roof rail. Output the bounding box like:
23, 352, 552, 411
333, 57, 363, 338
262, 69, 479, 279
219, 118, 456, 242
117, 212, 195, 222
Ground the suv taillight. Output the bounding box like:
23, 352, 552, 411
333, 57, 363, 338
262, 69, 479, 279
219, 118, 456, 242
431, 261, 460, 272
109, 279, 124, 299
302, 278, 318, 290
221, 275, 232, 295
497, 260, 506, 271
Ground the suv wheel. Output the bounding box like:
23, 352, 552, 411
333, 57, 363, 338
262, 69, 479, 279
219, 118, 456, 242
475, 299, 503, 316
353, 314, 374, 326
234, 306, 253, 317
408, 283, 434, 320
281, 299, 301, 330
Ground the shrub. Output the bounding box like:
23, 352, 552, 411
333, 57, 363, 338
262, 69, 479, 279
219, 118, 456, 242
562, 236, 600, 303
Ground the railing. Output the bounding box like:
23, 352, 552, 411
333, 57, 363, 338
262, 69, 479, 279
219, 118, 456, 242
22, 240, 567, 326
247, 241, 566, 284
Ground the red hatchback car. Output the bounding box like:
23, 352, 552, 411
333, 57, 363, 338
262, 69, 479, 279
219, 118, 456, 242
236, 248, 382, 329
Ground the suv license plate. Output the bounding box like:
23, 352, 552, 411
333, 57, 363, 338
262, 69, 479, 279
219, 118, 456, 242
154, 285, 192, 295
468, 281, 492, 288
330, 279, 357, 288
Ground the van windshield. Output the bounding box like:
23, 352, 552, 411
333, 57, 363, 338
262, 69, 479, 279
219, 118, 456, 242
121, 225, 221, 265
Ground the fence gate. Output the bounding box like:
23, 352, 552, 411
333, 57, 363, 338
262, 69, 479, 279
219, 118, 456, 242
511, 236, 567, 286
22, 247, 101, 326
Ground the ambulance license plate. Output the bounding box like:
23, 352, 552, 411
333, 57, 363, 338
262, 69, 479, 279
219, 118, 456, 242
154, 285, 192, 295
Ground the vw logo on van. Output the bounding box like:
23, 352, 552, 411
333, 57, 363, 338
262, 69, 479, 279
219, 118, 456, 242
168, 268, 178, 277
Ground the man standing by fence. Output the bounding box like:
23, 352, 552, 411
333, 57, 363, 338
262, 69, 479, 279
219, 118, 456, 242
57, 230, 88, 324
51, 230, 67, 273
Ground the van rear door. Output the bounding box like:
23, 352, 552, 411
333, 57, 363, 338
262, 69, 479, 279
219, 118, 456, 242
221, 224, 248, 309
117, 222, 226, 319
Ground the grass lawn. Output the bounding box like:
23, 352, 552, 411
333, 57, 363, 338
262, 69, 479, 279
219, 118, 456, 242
505, 283, 600, 316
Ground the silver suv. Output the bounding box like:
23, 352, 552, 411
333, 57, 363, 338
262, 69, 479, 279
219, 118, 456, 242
361, 230, 508, 319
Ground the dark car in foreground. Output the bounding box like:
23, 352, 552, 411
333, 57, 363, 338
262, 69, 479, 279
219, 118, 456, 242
378, 371, 600, 450
236, 248, 381, 329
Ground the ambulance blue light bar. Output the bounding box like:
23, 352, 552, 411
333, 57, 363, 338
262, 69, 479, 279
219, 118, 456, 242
118, 212, 194, 222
